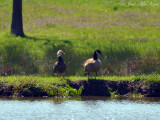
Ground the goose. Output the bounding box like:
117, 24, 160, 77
83, 50, 102, 79
53, 50, 67, 76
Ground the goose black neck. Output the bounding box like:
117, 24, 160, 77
58, 56, 64, 62
93, 51, 98, 60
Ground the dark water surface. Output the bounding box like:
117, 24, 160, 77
0, 97, 160, 120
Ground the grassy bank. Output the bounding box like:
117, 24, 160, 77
0, 0, 160, 75
1, 74, 160, 97
0, 75, 84, 97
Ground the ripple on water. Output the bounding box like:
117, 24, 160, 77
0, 97, 160, 120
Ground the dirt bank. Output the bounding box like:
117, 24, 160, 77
68, 79, 160, 97
0, 79, 160, 97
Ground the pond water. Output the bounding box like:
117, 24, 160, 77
0, 97, 160, 120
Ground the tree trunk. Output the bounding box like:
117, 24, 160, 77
11, 0, 25, 37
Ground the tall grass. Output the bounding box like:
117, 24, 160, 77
0, 0, 160, 75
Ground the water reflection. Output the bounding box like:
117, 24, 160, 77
0, 96, 160, 120
1, 96, 160, 103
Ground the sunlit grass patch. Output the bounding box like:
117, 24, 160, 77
0, 0, 160, 75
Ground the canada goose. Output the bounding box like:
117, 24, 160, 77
53, 50, 67, 76
83, 50, 102, 79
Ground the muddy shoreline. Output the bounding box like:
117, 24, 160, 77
68, 79, 160, 97
0, 79, 160, 97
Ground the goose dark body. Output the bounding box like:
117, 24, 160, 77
53, 56, 66, 73
53, 50, 66, 75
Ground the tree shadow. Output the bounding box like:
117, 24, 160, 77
25, 35, 72, 44
25, 35, 50, 41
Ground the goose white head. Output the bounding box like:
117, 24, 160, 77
57, 50, 65, 57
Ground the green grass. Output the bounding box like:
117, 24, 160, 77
0, 0, 160, 75
1, 74, 160, 87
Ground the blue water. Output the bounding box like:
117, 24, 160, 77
0, 97, 160, 120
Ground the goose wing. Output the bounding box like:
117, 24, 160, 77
53, 61, 66, 73
83, 58, 94, 67
53, 61, 59, 72
83, 58, 101, 72
53, 61, 58, 68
